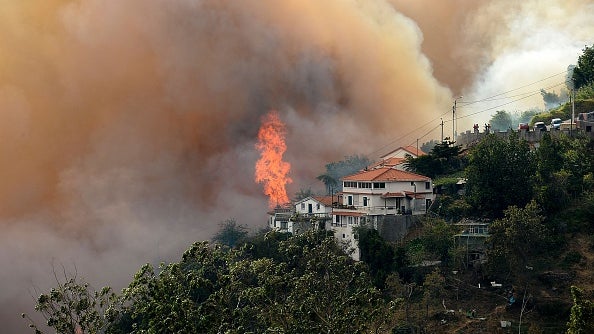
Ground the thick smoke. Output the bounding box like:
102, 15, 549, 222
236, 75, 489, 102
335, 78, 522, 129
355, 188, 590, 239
391, 0, 594, 128
0, 0, 592, 332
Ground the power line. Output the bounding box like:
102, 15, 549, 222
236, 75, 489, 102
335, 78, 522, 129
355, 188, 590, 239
458, 70, 568, 106
369, 71, 569, 159
457, 81, 567, 120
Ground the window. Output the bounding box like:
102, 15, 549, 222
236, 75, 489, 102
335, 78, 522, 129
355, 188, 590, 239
336, 215, 340, 223
373, 182, 385, 189
344, 181, 357, 188
358, 182, 371, 188
280, 221, 287, 229
348, 216, 353, 225
316, 203, 320, 210
348, 195, 353, 206
301, 203, 305, 210
425, 181, 431, 190
363, 196, 368, 207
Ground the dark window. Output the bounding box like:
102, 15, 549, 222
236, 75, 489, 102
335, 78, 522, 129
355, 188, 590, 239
425, 182, 430, 189
373, 182, 385, 189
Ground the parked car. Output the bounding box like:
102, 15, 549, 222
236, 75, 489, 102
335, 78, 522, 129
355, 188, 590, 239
518, 123, 529, 131
534, 121, 547, 131
550, 118, 562, 130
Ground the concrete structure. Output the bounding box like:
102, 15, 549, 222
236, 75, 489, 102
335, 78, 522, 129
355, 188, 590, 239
456, 126, 592, 150
329, 167, 435, 260
454, 220, 489, 268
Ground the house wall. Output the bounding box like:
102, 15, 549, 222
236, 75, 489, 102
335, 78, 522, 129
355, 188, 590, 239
382, 148, 417, 159
342, 180, 434, 214
326, 223, 361, 260
295, 198, 331, 215
376, 215, 418, 242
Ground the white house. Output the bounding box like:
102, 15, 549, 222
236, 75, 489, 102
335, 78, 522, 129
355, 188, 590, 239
294, 195, 334, 216
266, 167, 435, 261
338, 167, 434, 216
268, 196, 334, 234
329, 167, 435, 260
370, 146, 426, 170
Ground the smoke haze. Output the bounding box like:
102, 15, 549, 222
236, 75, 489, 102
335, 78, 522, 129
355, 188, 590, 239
0, 1, 592, 332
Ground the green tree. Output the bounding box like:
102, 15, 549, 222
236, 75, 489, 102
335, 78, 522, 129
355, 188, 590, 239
317, 155, 370, 194
567, 286, 594, 333
212, 218, 248, 248
23, 268, 116, 334
465, 133, 535, 218
103, 231, 389, 333
418, 217, 457, 264
422, 269, 445, 319
576, 82, 594, 100
486, 201, 547, 276
404, 140, 463, 178
293, 187, 314, 201
541, 89, 566, 110
560, 136, 594, 198
573, 44, 594, 90
357, 226, 396, 288
489, 110, 513, 131
534, 134, 569, 214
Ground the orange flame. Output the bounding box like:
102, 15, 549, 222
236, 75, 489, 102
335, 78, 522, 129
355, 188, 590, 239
255, 110, 292, 208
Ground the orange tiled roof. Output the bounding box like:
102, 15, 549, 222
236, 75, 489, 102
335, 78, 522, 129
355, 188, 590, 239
403, 191, 426, 199
380, 146, 426, 159
342, 167, 430, 182
369, 157, 406, 169
402, 145, 426, 156
381, 192, 406, 198
313, 195, 334, 206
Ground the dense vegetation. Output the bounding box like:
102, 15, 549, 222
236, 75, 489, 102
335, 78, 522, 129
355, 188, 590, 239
26, 45, 594, 334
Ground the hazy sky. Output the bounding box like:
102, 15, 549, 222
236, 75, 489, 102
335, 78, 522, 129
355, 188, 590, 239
1, 1, 592, 332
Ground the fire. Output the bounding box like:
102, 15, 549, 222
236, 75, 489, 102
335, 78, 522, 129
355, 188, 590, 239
255, 110, 292, 208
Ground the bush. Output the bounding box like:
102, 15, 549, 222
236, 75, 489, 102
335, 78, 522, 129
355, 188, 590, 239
562, 250, 584, 268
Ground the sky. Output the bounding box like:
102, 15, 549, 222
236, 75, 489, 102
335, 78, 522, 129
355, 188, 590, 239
1, 0, 593, 332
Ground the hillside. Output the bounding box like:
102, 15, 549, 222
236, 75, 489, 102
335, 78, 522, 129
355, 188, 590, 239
388, 191, 594, 333
533, 98, 594, 123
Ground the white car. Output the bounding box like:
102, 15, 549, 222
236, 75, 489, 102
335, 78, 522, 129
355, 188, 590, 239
550, 118, 562, 130
533, 122, 547, 131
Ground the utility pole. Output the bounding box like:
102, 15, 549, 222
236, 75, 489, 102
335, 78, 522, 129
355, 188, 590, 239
453, 96, 462, 142
569, 84, 575, 137
452, 104, 455, 142
416, 138, 419, 156
441, 118, 444, 142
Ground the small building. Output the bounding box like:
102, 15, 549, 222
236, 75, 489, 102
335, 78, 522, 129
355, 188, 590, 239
267, 204, 294, 233
370, 146, 426, 170
267, 196, 335, 235
454, 220, 490, 268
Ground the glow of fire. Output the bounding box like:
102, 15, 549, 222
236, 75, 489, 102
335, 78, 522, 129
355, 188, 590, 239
255, 110, 292, 209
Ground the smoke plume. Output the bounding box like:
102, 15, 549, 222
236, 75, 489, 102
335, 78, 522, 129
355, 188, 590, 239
0, 0, 592, 332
